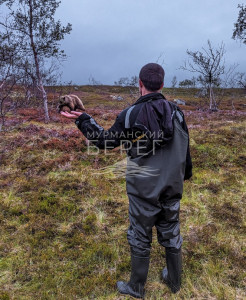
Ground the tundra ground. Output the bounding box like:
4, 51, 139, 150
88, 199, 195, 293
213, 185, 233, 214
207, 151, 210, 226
0, 87, 245, 299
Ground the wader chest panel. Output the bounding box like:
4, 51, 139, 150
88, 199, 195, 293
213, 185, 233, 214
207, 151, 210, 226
126, 119, 188, 203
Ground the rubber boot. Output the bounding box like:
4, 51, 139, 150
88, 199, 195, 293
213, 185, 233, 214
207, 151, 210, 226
162, 247, 182, 293
117, 254, 150, 299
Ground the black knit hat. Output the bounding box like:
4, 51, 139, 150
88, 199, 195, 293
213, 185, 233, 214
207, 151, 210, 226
139, 63, 165, 91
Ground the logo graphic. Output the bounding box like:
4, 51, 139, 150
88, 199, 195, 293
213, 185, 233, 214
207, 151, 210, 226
93, 158, 160, 178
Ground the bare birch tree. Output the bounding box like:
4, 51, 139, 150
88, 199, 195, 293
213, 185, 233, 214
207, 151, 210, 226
171, 76, 177, 88
0, 0, 72, 122
0, 17, 21, 129
235, 72, 246, 90
181, 40, 226, 111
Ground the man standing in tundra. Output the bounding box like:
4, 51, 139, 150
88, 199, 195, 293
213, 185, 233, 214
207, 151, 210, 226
61, 63, 192, 299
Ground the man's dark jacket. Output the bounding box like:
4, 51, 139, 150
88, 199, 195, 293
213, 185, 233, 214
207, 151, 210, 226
75, 92, 192, 180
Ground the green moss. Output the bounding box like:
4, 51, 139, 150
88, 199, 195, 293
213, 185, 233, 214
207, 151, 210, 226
82, 214, 97, 233
116, 259, 130, 275
35, 193, 59, 214
0, 94, 245, 299
0, 292, 10, 300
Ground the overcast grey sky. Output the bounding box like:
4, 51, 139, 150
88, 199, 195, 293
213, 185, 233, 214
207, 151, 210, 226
56, 0, 245, 86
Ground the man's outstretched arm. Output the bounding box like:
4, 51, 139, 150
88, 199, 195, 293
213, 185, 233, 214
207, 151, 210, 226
61, 110, 127, 149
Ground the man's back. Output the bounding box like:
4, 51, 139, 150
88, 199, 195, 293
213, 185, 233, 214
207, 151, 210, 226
126, 116, 189, 202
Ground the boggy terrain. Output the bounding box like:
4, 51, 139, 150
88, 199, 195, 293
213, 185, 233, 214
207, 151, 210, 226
0, 86, 245, 299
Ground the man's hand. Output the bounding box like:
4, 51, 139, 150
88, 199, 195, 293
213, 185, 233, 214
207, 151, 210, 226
60, 111, 83, 119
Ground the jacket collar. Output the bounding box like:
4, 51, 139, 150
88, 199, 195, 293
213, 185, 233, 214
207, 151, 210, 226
134, 92, 166, 105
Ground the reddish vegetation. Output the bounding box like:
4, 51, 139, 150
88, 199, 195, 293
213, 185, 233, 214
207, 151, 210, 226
0, 89, 245, 299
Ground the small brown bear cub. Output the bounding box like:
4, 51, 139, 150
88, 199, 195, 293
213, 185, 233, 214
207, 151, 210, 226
58, 94, 85, 112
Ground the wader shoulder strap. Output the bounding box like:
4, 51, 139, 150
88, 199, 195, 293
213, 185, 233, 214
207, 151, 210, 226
125, 105, 136, 129
176, 110, 184, 123
171, 103, 184, 123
